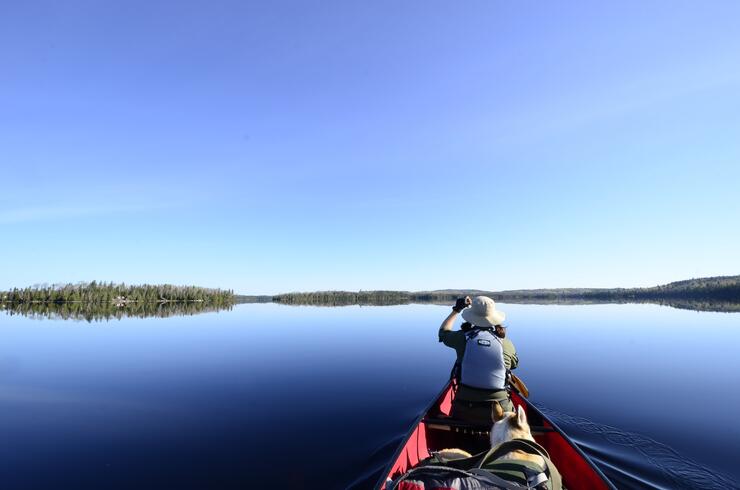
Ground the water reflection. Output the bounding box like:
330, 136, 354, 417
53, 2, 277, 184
486, 298, 740, 313
272, 296, 740, 313
1, 303, 739, 489
4, 298, 738, 322
0, 301, 233, 322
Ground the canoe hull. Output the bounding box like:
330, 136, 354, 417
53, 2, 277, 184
376, 382, 614, 490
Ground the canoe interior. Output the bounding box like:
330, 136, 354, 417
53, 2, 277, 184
378, 382, 614, 490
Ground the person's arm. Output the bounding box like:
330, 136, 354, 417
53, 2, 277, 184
439, 310, 458, 333
503, 339, 519, 370
438, 296, 471, 333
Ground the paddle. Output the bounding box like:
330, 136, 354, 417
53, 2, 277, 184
510, 373, 530, 398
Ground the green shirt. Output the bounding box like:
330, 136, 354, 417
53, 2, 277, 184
439, 329, 519, 402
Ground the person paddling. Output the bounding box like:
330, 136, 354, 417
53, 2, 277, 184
438, 295, 518, 425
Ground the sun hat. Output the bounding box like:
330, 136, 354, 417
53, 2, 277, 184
461, 296, 506, 327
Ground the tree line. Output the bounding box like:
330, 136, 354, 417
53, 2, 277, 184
493, 275, 740, 302
0, 282, 235, 306
270, 275, 740, 308
272, 290, 412, 306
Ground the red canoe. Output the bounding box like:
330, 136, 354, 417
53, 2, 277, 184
376, 382, 616, 489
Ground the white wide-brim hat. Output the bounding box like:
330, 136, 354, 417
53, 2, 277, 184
461, 296, 506, 327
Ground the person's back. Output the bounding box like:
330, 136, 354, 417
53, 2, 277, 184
438, 296, 518, 425
460, 327, 506, 391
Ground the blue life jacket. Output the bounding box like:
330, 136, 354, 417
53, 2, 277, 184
460, 328, 506, 390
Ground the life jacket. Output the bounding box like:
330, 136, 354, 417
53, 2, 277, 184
459, 328, 507, 390
388, 438, 562, 490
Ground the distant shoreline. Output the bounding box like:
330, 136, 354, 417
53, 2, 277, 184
3, 276, 739, 314
236, 275, 740, 313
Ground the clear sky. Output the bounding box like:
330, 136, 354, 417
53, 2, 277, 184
2, 1, 739, 294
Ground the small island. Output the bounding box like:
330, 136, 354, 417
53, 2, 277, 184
0, 282, 235, 321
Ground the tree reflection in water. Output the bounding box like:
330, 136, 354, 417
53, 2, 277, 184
1, 301, 233, 322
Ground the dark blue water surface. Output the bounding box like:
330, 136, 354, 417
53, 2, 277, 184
1, 303, 739, 489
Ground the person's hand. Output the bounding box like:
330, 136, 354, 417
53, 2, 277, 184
452, 296, 472, 313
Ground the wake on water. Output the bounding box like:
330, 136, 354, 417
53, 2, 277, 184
537, 404, 739, 490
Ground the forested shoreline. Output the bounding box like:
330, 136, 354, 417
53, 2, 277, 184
1, 282, 234, 306
269, 275, 740, 311
3, 276, 739, 315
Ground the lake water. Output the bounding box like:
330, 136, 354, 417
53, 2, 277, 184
1, 303, 739, 489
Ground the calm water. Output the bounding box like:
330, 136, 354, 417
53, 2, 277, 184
1, 303, 739, 489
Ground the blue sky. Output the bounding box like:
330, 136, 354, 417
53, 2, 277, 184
2, 1, 739, 294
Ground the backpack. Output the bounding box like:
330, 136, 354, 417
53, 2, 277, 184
388, 438, 562, 490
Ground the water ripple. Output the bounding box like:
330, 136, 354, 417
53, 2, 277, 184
536, 404, 739, 490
